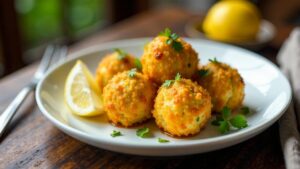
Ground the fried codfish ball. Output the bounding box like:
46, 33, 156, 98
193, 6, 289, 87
196, 61, 245, 112
95, 51, 136, 92
103, 70, 156, 127
141, 35, 198, 84
153, 79, 212, 137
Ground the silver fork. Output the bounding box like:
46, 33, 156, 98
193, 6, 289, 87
0, 45, 68, 138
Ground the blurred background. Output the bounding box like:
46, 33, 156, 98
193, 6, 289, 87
0, 0, 299, 77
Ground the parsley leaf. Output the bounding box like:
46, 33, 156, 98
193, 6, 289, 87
240, 106, 251, 115
128, 68, 137, 78
158, 138, 170, 143
134, 58, 142, 70
196, 117, 200, 122
175, 73, 181, 81
209, 57, 219, 64
211, 107, 248, 134
162, 73, 181, 87
162, 80, 173, 87
198, 69, 210, 77
111, 130, 122, 137
229, 115, 248, 129
160, 28, 183, 52
136, 127, 150, 138
114, 48, 127, 60
219, 121, 230, 134
166, 38, 173, 45
160, 28, 172, 37
221, 107, 231, 120
170, 33, 179, 40
172, 41, 183, 52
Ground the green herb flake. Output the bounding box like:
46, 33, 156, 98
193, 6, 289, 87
166, 38, 173, 45
241, 106, 251, 115
162, 73, 181, 87
114, 48, 127, 60
175, 73, 181, 81
134, 58, 142, 70
159, 28, 172, 37
159, 28, 183, 52
162, 80, 173, 87
196, 117, 200, 122
111, 130, 122, 137
158, 138, 170, 143
221, 107, 231, 120
219, 121, 230, 134
136, 127, 150, 138
198, 69, 210, 77
172, 41, 183, 52
170, 33, 179, 40
209, 57, 219, 64
211, 107, 248, 134
229, 114, 248, 129
128, 68, 137, 78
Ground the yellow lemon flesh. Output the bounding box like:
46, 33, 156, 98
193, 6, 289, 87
203, 0, 261, 43
65, 60, 104, 116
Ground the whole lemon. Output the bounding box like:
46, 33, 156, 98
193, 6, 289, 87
203, 0, 261, 43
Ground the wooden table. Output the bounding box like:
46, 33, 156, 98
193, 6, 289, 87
0, 7, 286, 169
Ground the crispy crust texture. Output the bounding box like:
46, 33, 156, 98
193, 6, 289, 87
141, 36, 199, 84
153, 79, 212, 137
103, 71, 156, 127
95, 52, 136, 93
196, 62, 245, 112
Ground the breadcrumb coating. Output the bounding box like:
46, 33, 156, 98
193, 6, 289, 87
103, 71, 156, 127
196, 62, 245, 112
95, 52, 136, 93
141, 36, 199, 84
153, 79, 212, 137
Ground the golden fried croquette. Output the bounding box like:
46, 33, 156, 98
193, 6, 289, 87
153, 78, 212, 137
141, 35, 198, 84
196, 61, 245, 112
103, 69, 156, 127
95, 50, 136, 92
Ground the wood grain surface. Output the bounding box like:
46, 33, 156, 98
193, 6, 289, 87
0, 7, 286, 169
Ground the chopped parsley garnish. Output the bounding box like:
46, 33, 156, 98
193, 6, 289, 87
222, 107, 231, 119
175, 73, 181, 81
136, 127, 150, 138
134, 58, 142, 70
162, 80, 173, 87
219, 121, 230, 134
198, 69, 210, 77
162, 73, 181, 87
240, 106, 251, 115
211, 107, 248, 134
209, 57, 219, 64
160, 28, 172, 37
196, 117, 200, 122
111, 130, 122, 137
229, 115, 248, 129
159, 28, 183, 52
114, 48, 127, 60
128, 68, 137, 78
158, 138, 170, 143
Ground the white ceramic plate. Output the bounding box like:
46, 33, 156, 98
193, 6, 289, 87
36, 38, 291, 156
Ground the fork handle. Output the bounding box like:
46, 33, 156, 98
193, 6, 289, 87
0, 86, 33, 138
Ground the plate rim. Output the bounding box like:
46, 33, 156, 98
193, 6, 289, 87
35, 37, 292, 153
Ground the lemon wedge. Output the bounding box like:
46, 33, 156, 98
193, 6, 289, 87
65, 60, 104, 116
